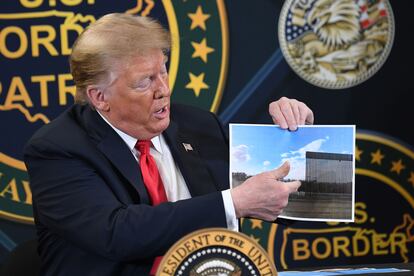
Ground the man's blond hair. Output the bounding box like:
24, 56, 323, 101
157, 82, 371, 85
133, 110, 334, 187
70, 13, 171, 104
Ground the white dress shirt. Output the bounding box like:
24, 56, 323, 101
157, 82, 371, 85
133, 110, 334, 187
97, 112, 238, 231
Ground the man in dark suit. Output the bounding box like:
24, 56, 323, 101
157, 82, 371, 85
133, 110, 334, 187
24, 13, 314, 275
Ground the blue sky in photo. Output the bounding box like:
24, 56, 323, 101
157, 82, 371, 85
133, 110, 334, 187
230, 124, 355, 180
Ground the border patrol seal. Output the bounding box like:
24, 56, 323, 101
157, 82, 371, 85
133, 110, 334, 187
0, 0, 229, 224
278, 0, 395, 89
241, 130, 414, 269
157, 228, 277, 276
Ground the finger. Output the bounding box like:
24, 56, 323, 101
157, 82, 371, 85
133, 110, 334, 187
290, 100, 301, 126
279, 100, 298, 131
269, 102, 288, 129
305, 109, 314, 125
269, 161, 290, 179
285, 180, 301, 193
298, 102, 314, 125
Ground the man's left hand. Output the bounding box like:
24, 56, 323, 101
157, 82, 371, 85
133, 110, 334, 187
269, 97, 314, 131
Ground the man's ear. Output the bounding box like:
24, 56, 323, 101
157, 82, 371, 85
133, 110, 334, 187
86, 86, 109, 112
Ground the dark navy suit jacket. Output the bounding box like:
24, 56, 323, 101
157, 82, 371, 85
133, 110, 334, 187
24, 104, 230, 275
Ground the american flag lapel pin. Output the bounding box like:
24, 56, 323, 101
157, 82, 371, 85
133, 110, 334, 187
182, 143, 193, 152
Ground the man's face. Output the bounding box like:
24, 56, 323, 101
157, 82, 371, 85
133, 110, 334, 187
102, 49, 171, 140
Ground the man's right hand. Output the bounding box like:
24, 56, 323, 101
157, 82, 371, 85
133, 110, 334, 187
230, 161, 301, 221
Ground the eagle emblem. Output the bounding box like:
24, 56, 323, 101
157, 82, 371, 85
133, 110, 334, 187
279, 0, 394, 89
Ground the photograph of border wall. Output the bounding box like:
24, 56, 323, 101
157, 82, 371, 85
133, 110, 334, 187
230, 124, 355, 222
284, 151, 353, 220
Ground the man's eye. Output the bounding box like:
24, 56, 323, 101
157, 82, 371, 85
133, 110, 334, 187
135, 78, 151, 90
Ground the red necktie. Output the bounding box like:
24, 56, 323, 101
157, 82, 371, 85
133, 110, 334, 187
135, 140, 167, 275
135, 140, 168, 205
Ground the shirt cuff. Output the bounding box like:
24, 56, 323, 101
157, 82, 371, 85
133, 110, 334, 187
221, 189, 239, 232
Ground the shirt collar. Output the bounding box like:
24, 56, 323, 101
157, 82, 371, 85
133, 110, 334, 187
97, 111, 163, 153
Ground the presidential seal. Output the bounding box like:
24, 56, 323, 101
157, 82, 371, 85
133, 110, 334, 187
278, 0, 395, 89
157, 228, 277, 276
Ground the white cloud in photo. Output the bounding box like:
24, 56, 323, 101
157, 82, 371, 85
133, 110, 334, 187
280, 158, 306, 180
287, 137, 329, 159
232, 144, 251, 162
263, 160, 271, 166
279, 137, 329, 180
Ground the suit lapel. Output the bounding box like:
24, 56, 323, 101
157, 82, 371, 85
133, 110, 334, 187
97, 133, 150, 204
164, 121, 218, 197
82, 106, 150, 204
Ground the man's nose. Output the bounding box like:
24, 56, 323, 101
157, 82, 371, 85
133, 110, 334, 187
154, 74, 170, 99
